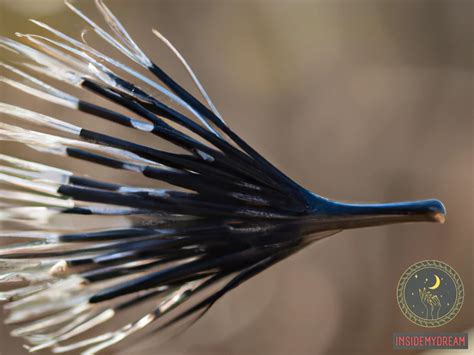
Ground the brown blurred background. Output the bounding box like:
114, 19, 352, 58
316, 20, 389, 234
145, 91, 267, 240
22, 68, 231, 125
0, 0, 472, 354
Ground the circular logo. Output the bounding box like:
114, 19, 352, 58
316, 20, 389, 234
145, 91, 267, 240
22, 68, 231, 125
396, 260, 464, 327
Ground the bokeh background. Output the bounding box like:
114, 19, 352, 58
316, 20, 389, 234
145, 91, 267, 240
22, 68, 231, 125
0, 0, 472, 354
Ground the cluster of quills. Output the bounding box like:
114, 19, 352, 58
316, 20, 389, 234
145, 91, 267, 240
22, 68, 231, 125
0, 1, 445, 354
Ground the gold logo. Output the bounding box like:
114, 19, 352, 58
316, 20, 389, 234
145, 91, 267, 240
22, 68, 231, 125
397, 260, 464, 327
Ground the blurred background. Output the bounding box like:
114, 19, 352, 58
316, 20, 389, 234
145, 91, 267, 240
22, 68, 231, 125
0, 0, 472, 354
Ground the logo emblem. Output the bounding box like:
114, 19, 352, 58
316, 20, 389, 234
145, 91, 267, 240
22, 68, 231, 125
397, 260, 464, 327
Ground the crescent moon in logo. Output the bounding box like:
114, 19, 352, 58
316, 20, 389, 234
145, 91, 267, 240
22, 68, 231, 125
428, 274, 441, 290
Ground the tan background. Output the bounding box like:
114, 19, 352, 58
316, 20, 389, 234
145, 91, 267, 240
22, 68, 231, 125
0, 0, 472, 354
